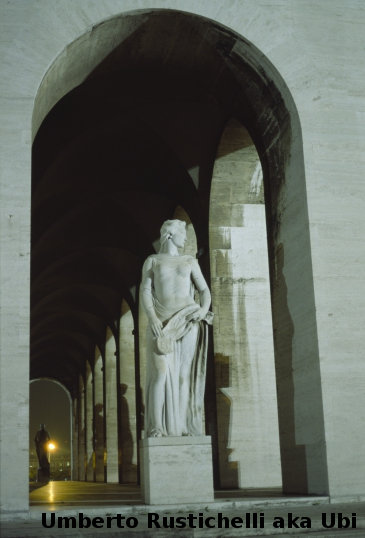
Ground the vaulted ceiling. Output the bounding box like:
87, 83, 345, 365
30, 10, 289, 394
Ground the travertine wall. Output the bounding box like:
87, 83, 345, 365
1, 0, 364, 515
210, 120, 281, 488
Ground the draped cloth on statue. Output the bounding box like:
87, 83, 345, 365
145, 301, 213, 437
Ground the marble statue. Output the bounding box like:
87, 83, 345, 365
141, 219, 213, 437
34, 423, 51, 479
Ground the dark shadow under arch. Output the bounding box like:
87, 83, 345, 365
31, 8, 328, 495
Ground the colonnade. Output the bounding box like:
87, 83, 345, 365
72, 305, 138, 483
70, 124, 282, 488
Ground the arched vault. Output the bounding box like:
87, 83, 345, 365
31, 9, 327, 495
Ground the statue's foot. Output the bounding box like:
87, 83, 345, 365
149, 428, 163, 437
182, 431, 193, 436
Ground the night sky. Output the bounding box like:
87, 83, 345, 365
29, 379, 70, 453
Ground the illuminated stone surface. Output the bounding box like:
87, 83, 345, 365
1, 1, 365, 518
140, 436, 214, 504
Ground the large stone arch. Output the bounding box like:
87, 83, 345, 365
30, 8, 327, 496
8, 1, 363, 510
29, 378, 73, 478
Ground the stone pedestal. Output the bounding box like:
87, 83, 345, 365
140, 436, 214, 504
36, 468, 50, 483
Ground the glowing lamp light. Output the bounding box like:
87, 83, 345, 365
48, 442, 56, 451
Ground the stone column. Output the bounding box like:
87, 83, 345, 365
105, 327, 119, 482
138, 294, 148, 440
71, 397, 78, 480
77, 375, 86, 480
0, 78, 31, 517
119, 301, 137, 483
85, 361, 93, 481
94, 347, 105, 482
210, 119, 282, 488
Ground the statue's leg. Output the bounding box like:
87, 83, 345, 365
179, 323, 199, 434
148, 351, 168, 436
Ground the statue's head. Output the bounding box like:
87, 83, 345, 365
120, 383, 128, 395
159, 219, 186, 252
40, 423, 45, 430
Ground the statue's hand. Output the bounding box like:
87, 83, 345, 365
186, 307, 207, 322
150, 316, 163, 338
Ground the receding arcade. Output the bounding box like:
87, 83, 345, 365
30, 9, 327, 495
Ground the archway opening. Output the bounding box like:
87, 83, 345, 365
31, 9, 327, 495
29, 379, 72, 483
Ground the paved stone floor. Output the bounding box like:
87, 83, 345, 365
29, 481, 143, 508
0, 482, 364, 537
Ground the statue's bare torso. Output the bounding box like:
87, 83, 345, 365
146, 254, 197, 315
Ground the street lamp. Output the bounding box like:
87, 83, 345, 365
47, 441, 56, 466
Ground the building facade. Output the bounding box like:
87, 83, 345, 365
1, 0, 364, 517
